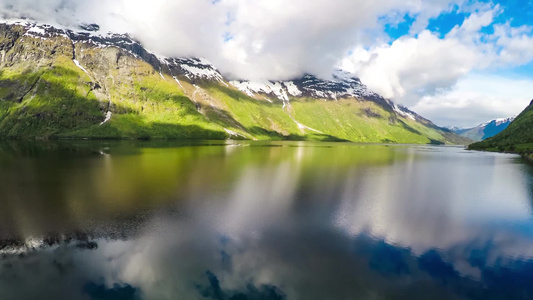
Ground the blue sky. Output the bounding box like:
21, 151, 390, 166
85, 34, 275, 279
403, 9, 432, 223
382, 0, 533, 79
388, 1, 532, 38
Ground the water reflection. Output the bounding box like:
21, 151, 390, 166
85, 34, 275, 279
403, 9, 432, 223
0, 141, 533, 299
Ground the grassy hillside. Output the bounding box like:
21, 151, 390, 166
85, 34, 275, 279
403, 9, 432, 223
202, 85, 466, 143
0, 57, 226, 139
469, 101, 533, 153
0, 24, 469, 144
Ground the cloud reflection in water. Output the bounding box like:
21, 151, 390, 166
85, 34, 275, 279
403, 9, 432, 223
0, 141, 533, 299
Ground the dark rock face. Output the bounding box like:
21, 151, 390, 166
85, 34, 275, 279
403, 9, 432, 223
163, 57, 225, 82
0, 24, 23, 52
362, 108, 382, 118
0, 22, 224, 85
66, 30, 160, 64
63, 29, 225, 84
79, 23, 100, 32
291, 73, 382, 101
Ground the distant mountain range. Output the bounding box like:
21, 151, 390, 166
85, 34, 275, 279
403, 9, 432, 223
0, 20, 470, 144
449, 117, 515, 141
469, 100, 533, 153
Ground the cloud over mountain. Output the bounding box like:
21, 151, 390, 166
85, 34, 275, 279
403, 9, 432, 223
0, 0, 459, 81
1, 0, 532, 126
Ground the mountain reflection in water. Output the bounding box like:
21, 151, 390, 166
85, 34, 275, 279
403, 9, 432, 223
0, 140, 532, 300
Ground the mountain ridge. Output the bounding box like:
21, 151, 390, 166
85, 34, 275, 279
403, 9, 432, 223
450, 116, 515, 141
469, 101, 533, 153
0, 20, 470, 144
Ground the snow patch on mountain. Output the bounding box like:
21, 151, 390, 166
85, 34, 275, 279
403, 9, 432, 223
164, 57, 227, 85
230, 80, 290, 103
73, 59, 89, 75
450, 116, 516, 141
26, 26, 46, 35
230, 69, 382, 104
392, 104, 416, 121
2, 19, 31, 26
480, 116, 515, 127
283, 81, 302, 96
181, 64, 218, 80
229, 81, 255, 97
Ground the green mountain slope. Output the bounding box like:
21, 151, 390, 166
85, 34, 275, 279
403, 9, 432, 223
0, 22, 470, 144
469, 100, 533, 153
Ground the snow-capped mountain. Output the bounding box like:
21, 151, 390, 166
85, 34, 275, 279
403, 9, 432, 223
5, 20, 227, 84
0, 20, 470, 144
468, 100, 533, 152
230, 70, 383, 105
451, 117, 515, 141
4, 21, 431, 118
9, 22, 393, 102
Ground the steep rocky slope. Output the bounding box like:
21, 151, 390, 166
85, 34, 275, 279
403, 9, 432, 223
0, 21, 470, 144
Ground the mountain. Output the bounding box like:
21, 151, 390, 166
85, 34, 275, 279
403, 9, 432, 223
0, 21, 470, 144
469, 100, 533, 153
450, 117, 515, 141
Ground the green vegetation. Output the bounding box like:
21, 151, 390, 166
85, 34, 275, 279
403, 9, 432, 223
203, 85, 467, 144
0, 56, 226, 139
0, 139, 405, 231
0, 27, 469, 144
203, 85, 300, 140
0, 61, 103, 138
469, 101, 533, 153
289, 98, 441, 144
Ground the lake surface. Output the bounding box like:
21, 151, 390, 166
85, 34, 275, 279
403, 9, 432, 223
0, 140, 532, 300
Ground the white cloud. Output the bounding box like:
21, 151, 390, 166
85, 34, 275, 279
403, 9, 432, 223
340, 4, 533, 126
0, 0, 466, 80
451, 5, 497, 33
341, 6, 503, 106
410, 73, 533, 127
493, 23, 533, 66
408, 0, 463, 33
215, 0, 454, 80
341, 30, 477, 105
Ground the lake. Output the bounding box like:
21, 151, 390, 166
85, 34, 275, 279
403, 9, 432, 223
0, 140, 532, 300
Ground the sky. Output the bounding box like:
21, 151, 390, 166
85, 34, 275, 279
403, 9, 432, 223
1, 0, 532, 127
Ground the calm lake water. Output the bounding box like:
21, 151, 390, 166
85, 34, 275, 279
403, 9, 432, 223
1, 140, 532, 300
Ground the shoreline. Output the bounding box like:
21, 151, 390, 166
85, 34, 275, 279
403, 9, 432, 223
0, 136, 469, 146
522, 153, 533, 162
